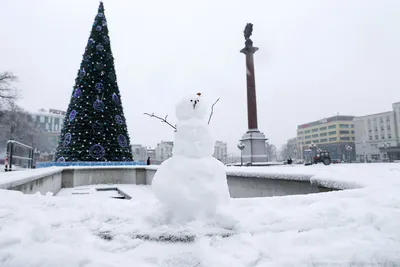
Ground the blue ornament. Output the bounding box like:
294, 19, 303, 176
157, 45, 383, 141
93, 99, 105, 111
102, 20, 107, 27
62, 133, 72, 146
88, 38, 95, 46
92, 121, 103, 133
115, 115, 124, 125
96, 44, 104, 51
78, 69, 86, 78
73, 88, 82, 98
118, 135, 128, 147
95, 82, 104, 91
69, 110, 77, 121
97, 12, 104, 18
112, 93, 119, 104
96, 26, 102, 32
57, 157, 65, 162
89, 144, 105, 159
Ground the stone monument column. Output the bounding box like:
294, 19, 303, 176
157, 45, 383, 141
239, 23, 268, 164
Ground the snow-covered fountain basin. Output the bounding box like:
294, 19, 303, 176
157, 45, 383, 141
0, 165, 339, 197
1, 163, 400, 266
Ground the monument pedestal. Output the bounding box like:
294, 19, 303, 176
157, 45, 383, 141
240, 129, 268, 163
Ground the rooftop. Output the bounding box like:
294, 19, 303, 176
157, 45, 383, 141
298, 115, 354, 129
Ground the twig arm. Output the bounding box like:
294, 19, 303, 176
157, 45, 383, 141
208, 97, 220, 125
144, 112, 177, 130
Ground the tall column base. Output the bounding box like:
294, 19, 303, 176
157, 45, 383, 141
240, 129, 268, 163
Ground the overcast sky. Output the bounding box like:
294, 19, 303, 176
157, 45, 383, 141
1, 0, 399, 154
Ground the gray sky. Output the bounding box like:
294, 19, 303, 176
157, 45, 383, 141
1, 0, 399, 154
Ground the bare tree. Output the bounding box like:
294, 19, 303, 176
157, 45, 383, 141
279, 143, 296, 160
0, 103, 43, 150
265, 142, 277, 161
0, 72, 18, 109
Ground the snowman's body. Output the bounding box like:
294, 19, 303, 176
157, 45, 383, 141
151, 95, 230, 222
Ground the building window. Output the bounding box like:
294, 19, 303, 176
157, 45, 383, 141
387, 126, 391, 131
304, 130, 310, 134
386, 116, 390, 122
352, 137, 355, 140
305, 136, 311, 139
314, 140, 319, 143
319, 127, 327, 131
351, 130, 355, 134
380, 118, 383, 124
312, 128, 318, 132
339, 130, 349, 134
329, 137, 337, 142
374, 127, 378, 132
339, 124, 349, 128
320, 133, 327, 137
351, 124, 354, 128
340, 137, 350, 141
328, 131, 336, 136
328, 125, 336, 129
320, 139, 328, 143
40, 116, 45, 123
369, 136, 373, 140
388, 134, 392, 139
375, 135, 379, 140
312, 134, 318, 138
305, 141, 311, 144
381, 136, 385, 139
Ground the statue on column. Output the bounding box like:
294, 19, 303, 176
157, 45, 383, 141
243, 23, 254, 48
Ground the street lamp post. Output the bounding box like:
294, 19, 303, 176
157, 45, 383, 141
381, 143, 390, 162
237, 142, 245, 166
309, 143, 317, 164
345, 145, 353, 162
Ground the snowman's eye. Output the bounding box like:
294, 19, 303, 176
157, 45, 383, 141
190, 100, 193, 102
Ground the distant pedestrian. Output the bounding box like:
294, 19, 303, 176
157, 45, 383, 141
147, 157, 151, 165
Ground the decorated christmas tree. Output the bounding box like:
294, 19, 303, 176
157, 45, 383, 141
55, 2, 132, 162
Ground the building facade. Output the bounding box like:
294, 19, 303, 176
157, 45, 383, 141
213, 141, 228, 163
155, 141, 174, 163
29, 109, 65, 155
297, 115, 355, 161
30, 109, 65, 133
354, 102, 400, 161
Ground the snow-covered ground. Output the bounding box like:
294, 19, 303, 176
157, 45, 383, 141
0, 163, 400, 266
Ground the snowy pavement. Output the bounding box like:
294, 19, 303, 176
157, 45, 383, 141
0, 164, 400, 266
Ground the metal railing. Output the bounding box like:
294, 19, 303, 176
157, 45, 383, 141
4, 140, 34, 172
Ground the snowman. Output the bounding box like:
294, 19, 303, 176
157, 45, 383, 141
151, 93, 231, 222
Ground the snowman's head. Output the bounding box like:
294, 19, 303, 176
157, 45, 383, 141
175, 94, 208, 121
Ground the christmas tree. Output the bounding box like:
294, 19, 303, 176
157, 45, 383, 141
55, 2, 132, 162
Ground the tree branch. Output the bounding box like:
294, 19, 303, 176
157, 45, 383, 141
208, 97, 220, 125
144, 112, 176, 130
